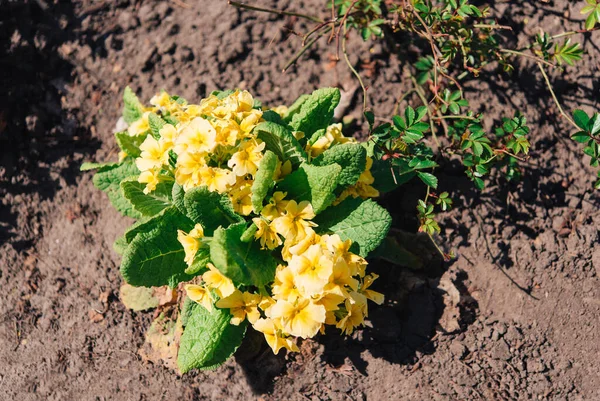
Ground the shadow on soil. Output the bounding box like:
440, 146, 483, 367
0, 0, 100, 245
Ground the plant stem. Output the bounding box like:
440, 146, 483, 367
228, 1, 323, 23
537, 62, 578, 130
282, 26, 332, 72
500, 48, 555, 68
342, 20, 368, 111
411, 77, 441, 148
473, 23, 512, 30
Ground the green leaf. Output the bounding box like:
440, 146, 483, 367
185, 247, 211, 275
251, 150, 279, 213
417, 172, 438, 188
313, 143, 367, 187
115, 131, 146, 158
92, 161, 142, 218
255, 121, 307, 167
148, 113, 166, 138
277, 162, 342, 214
571, 131, 591, 143
80, 162, 116, 171
177, 301, 247, 373
288, 88, 341, 137
172, 183, 187, 215
283, 94, 309, 122
210, 222, 278, 287
123, 86, 144, 124
261, 110, 286, 125
121, 178, 173, 217
183, 186, 243, 236
121, 206, 195, 288
314, 198, 392, 257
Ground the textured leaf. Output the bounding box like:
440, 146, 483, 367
210, 222, 278, 287
123, 86, 143, 124
255, 122, 307, 167
288, 88, 341, 137
119, 283, 159, 311
80, 162, 116, 171
185, 247, 211, 275
139, 314, 182, 372
148, 113, 166, 138
313, 143, 366, 187
172, 183, 186, 215
314, 198, 392, 257
183, 186, 243, 235
121, 178, 173, 217
251, 150, 278, 213
92, 161, 142, 218
277, 163, 341, 214
121, 206, 195, 288
177, 301, 247, 373
115, 131, 146, 158
283, 94, 310, 123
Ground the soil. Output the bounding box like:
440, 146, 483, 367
1, 0, 599, 400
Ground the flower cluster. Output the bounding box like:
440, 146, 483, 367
127, 89, 383, 353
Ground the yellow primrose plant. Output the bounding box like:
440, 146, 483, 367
82, 87, 392, 372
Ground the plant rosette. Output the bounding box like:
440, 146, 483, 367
82, 87, 393, 373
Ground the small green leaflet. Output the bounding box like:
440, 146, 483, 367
288, 88, 341, 138
277, 162, 342, 214
254, 121, 307, 167
210, 222, 277, 287
120, 206, 196, 288
314, 198, 392, 257
92, 161, 142, 218
251, 150, 278, 213
123, 86, 144, 124
417, 172, 438, 189
148, 113, 166, 139
313, 143, 366, 187
183, 186, 243, 235
177, 301, 247, 373
115, 131, 146, 158
80, 161, 116, 171
121, 178, 173, 217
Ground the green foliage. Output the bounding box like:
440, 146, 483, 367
115, 131, 146, 158
121, 206, 196, 288
121, 178, 173, 217
278, 163, 342, 214
148, 113, 166, 138
255, 122, 307, 167
210, 222, 278, 287
288, 88, 341, 138
183, 186, 243, 235
177, 301, 247, 373
313, 143, 366, 187
571, 110, 600, 188
582, 0, 600, 30
314, 198, 392, 257
92, 161, 142, 218
123, 86, 144, 124
251, 150, 279, 213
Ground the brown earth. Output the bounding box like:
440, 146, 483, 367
1, 0, 599, 400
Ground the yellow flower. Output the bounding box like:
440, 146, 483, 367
216, 290, 262, 325
185, 284, 214, 312
227, 139, 265, 177
274, 160, 293, 180
230, 179, 253, 215
305, 134, 332, 158
272, 265, 301, 302
213, 118, 240, 147
234, 90, 255, 113
324, 257, 359, 297
336, 291, 368, 335
158, 124, 177, 149
202, 263, 235, 298
322, 234, 367, 277
360, 273, 384, 305
252, 217, 282, 250
314, 291, 345, 325
335, 157, 379, 204
198, 166, 236, 193
177, 224, 205, 267
261, 191, 289, 221
128, 112, 151, 136
252, 318, 299, 354
239, 109, 263, 134
273, 200, 318, 241
270, 298, 326, 339
289, 244, 334, 297
281, 229, 319, 262
175, 151, 207, 190
175, 117, 217, 155
136, 135, 169, 172
270, 105, 288, 118
138, 170, 160, 194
